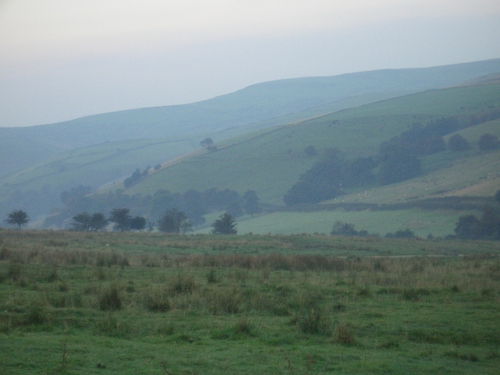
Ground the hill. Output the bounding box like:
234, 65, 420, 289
2, 59, 500, 227
2, 58, 500, 179
126, 83, 500, 200
111, 82, 500, 237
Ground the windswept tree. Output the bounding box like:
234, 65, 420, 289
211, 213, 237, 235
71, 212, 108, 231
109, 208, 132, 232
158, 208, 191, 233
5, 209, 30, 229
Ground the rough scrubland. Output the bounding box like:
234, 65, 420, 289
0, 230, 499, 374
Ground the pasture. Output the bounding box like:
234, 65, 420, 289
1, 230, 499, 374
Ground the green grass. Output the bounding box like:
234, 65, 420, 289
127, 84, 500, 206
0, 230, 499, 374
224, 209, 460, 238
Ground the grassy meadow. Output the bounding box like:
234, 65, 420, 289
1, 230, 499, 374
226, 209, 460, 238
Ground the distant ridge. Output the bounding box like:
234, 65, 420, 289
1, 58, 500, 225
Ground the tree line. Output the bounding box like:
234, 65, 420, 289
284, 114, 500, 205
44, 187, 261, 230
453, 190, 500, 240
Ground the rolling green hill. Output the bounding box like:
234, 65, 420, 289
2, 59, 500, 229
126, 83, 500, 202
2, 58, 500, 179
115, 82, 500, 236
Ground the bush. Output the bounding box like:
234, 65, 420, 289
294, 308, 332, 335
478, 133, 499, 151
204, 287, 240, 315
335, 322, 355, 345
168, 273, 196, 295
448, 134, 470, 152
99, 286, 122, 311
144, 286, 171, 312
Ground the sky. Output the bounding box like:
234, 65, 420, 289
1, 0, 500, 127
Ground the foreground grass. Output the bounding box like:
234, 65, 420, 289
0, 231, 499, 374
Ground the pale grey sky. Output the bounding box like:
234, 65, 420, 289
1, 0, 500, 127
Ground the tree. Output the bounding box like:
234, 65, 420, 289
454, 214, 480, 239
243, 190, 262, 216
109, 208, 132, 231
385, 228, 416, 239
5, 210, 30, 229
200, 137, 214, 148
448, 134, 470, 152
304, 145, 317, 156
330, 221, 358, 236
283, 150, 344, 205
72, 212, 108, 231
211, 213, 237, 235
478, 205, 500, 238
130, 216, 146, 231
89, 213, 108, 231
71, 212, 92, 231
158, 208, 190, 233
478, 133, 499, 151
377, 143, 421, 185
124, 168, 143, 189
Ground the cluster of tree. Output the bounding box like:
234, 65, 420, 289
200, 137, 217, 152
124, 166, 151, 189
469, 109, 500, 127
384, 228, 416, 239
453, 191, 500, 240
157, 209, 238, 234
157, 208, 191, 233
329, 220, 416, 239
48, 185, 260, 231
149, 188, 261, 225
387, 117, 459, 156
71, 208, 147, 232
69, 206, 238, 235
330, 221, 371, 237
283, 150, 376, 205
283, 116, 496, 206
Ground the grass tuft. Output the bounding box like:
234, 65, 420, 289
98, 286, 122, 311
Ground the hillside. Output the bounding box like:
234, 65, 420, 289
126, 83, 500, 202
106, 82, 500, 237
2, 59, 500, 228
2, 58, 500, 180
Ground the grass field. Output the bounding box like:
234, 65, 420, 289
221, 209, 461, 238
1, 230, 499, 374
